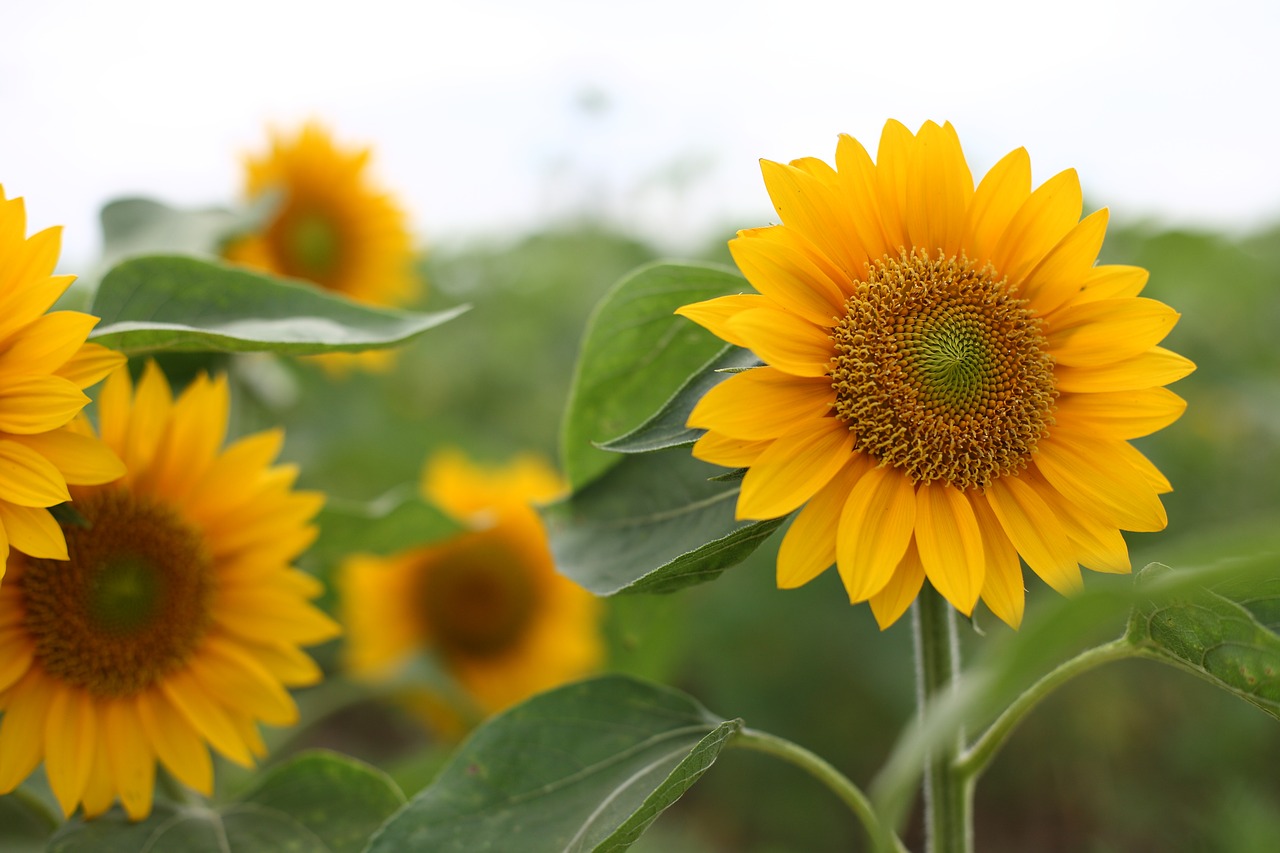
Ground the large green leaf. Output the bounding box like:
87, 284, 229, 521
597, 345, 759, 454
540, 447, 787, 596
560, 262, 748, 489
87, 255, 467, 356
0, 791, 57, 853
48, 751, 404, 853
312, 488, 463, 565
364, 675, 741, 853
1127, 560, 1280, 720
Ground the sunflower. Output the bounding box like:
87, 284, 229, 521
677, 120, 1193, 630
0, 187, 126, 575
0, 362, 339, 820
341, 450, 603, 723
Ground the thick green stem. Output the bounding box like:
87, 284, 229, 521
733, 728, 908, 853
914, 584, 971, 853
956, 638, 1139, 780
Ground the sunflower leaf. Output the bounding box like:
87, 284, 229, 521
540, 447, 787, 596
363, 675, 741, 853
311, 487, 463, 564
87, 255, 467, 356
561, 261, 749, 489
47, 751, 404, 853
0, 790, 57, 853
1126, 561, 1280, 720
595, 345, 760, 454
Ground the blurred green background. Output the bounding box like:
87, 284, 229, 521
216, 213, 1279, 853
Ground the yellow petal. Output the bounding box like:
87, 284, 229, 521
79, 742, 114, 819
971, 495, 1025, 629
188, 635, 298, 727
984, 477, 1081, 594
776, 454, 872, 589
833, 133, 891, 262
44, 683, 96, 816
215, 589, 341, 645
730, 230, 847, 326
674, 294, 768, 349
687, 367, 834, 440
737, 419, 855, 519
1034, 431, 1168, 532
0, 439, 71, 507
0, 627, 33, 692
728, 307, 834, 378
12, 427, 125, 486
0, 503, 66, 560
0, 312, 97, 377
160, 669, 255, 768
123, 361, 174, 473
1054, 387, 1187, 439
1071, 264, 1149, 304
1046, 297, 1180, 367
690, 431, 773, 469
962, 147, 1031, 268
56, 343, 126, 391
835, 465, 917, 602
991, 169, 1082, 287
0, 375, 88, 435
1020, 208, 1109, 316
760, 159, 868, 277
1055, 499, 1131, 574
874, 119, 915, 251
869, 540, 926, 630
1054, 346, 1195, 394
0, 671, 52, 793
104, 699, 156, 821
914, 482, 984, 615
243, 641, 322, 687
905, 121, 973, 259
136, 690, 213, 795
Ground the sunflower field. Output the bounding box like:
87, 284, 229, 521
0, 116, 1276, 853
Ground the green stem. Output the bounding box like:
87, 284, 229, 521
914, 584, 971, 853
956, 637, 1139, 780
733, 727, 908, 853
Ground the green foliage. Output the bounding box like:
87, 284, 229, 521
47, 752, 403, 853
88, 256, 467, 355
1128, 560, 1280, 720
365, 675, 741, 853
0, 791, 57, 852
541, 448, 788, 596
560, 262, 747, 489
311, 489, 463, 563
598, 345, 759, 454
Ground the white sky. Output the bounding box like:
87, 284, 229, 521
2, 0, 1278, 266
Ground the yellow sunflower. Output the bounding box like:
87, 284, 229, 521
677, 120, 1193, 630
341, 450, 603, 723
0, 187, 126, 574
0, 362, 339, 820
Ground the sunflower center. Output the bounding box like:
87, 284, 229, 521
420, 534, 538, 659
19, 487, 214, 697
278, 207, 342, 282
829, 251, 1056, 490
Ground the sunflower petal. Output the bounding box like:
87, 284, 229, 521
777, 454, 872, 589
868, 540, 926, 630
914, 482, 984, 615
674, 294, 767, 349
836, 465, 917, 602
737, 419, 855, 520
728, 307, 834, 378
985, 477, 1081, 594
971, 495, 1025, 629
687, 367, 834, 439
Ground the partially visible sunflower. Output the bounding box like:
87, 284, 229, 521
0, 187, 125, 574
223, 122, 421, 372
677, 120, 1193, 630
341, 450, 602, 725
0, 362, 339, 820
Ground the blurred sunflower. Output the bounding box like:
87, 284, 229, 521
0, 187, 125, 574
223, 122, 420, 372
678, 120, 1193, 630
341, 450, 602, 727
0, 362, 339, 820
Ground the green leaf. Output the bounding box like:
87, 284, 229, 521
596, 345, 759, 454
540, 448, 787, 596
0, 791, 57, 853
364, 675, 742, 853
1127, 560, 1280, 720
560, 261, 748, 489
87, 255, 467, 356
48, 751, 404, 853
312, 487, 463, 563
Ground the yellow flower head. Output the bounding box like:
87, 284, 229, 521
341, 450, 603, 722
677, 120, 1194, 630
0, 362, 339, 820
224, 121, 420, 308
0, 187, 126, 574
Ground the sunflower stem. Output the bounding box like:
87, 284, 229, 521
955, 637, 1139, 780
914, 584, 971, 853
732, 727, 908, 853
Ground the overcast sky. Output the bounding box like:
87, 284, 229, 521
3, 0, 1278, 266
